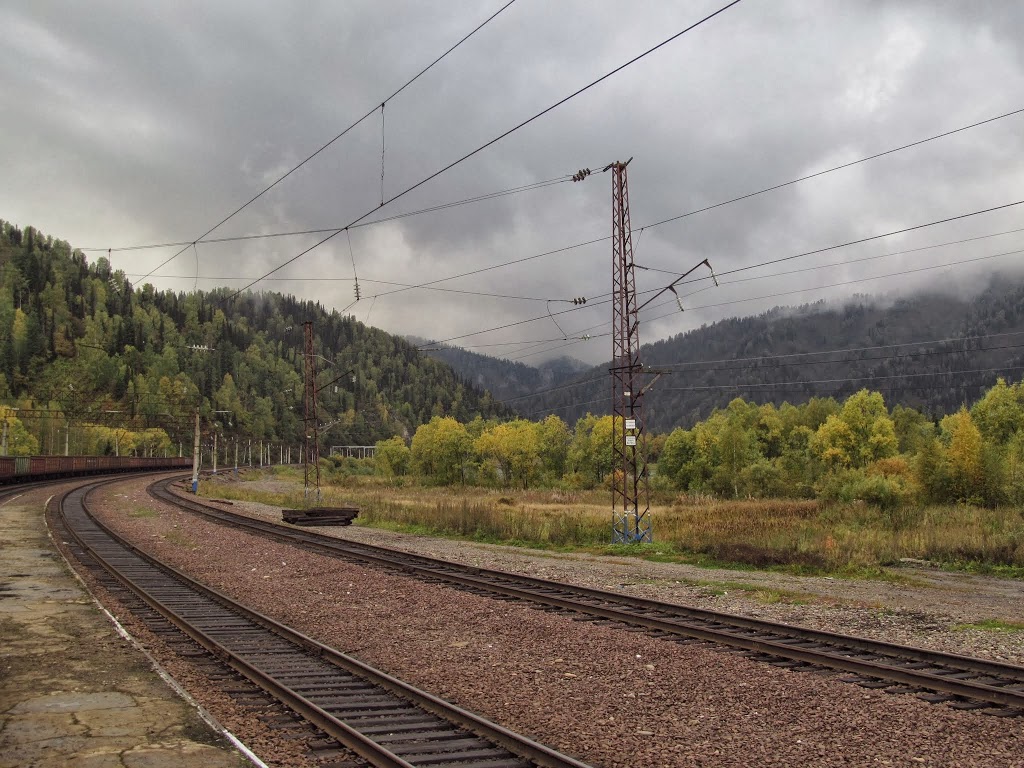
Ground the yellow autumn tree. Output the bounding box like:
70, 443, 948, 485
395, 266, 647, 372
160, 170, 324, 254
942, 407, 984, 503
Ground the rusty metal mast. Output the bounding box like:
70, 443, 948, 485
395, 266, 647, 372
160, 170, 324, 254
609, 158, 651, 544
302, 321, 322, 503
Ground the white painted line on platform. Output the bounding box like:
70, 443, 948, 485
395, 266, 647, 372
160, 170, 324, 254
1, 493, 23, 506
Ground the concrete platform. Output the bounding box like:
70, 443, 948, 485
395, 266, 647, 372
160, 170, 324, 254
0, 483, 253, 768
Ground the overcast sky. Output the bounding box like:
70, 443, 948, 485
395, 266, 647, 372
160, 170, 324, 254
4, 0, 1024, 366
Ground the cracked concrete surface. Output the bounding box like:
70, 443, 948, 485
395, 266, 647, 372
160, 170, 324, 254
0, 484, 250, 768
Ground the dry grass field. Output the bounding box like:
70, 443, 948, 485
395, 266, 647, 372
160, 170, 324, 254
200, 467, 1024, 577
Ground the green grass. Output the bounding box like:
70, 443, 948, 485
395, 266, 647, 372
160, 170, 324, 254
128, 507, 157, 518
952, 619, 1024, 632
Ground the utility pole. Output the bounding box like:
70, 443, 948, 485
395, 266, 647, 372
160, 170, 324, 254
1, 417, 7, 457
191, 409, 200, 494
303, 321, 322, 503
606, 160, 718, 543
234, 437, 239, 476
609, 158, 651, 544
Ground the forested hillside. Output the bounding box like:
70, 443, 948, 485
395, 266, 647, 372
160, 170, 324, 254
0, 221, 506, 456
501, 284, 1024, 431
413, 338, 588, 402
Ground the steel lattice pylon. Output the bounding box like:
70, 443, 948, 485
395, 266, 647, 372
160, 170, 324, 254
303, 321, 322, 503
609, 160, 651, 544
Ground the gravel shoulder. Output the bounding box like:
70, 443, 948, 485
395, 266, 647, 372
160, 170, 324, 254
86, 477, 1024, 768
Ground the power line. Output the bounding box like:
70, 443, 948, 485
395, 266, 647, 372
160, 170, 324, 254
667, 225, 1024, 300
104, 101, 1024, 345
639, 105, 1024, 234
122, 272, 571, 303
134, 0, 520, 282
122, 220, 1024, 380
507, 342, 593, 362
414, 201, 1024, 349
524, 395, 611, 418
323, 225, 1024, 364
498, 374, 607, 404
657, 365, 1024, 392
495, 331, 1024, 405
424, 335, 595, 350
659, 331, 1024, 370
227, 0, 745, 298
197, 106, 1024, 305
501, 224, 1024, 361
504, 227, 1024, 361
638, 243, 1024, 325
648, 200, 1024, 283
99, 100, 1024, 335
521, 372, 1022, 418
361, 105, 1024, 304
83, 175, 570, 253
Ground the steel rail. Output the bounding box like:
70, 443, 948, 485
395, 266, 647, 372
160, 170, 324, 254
152, 477, 1024, 713
61, 479, 592, 768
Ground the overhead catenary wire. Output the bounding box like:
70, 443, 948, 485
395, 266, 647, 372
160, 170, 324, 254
132, 0, 520, 282
521, 376, 1016, 419
667, 340, 1024, 375
637, 243, 1024, 328
659, 330, 1024, 371
415, 232, 1024, 368
640, 105, 1024, 235
505, 227, 1024, 360
337, 110, 1024, 305
101, 104, 1024, 330
413, 200, 1024, 350
87, 175, 572, 254
131, 273, 585, 304
226, 0, 744, 299
492, 330, 1024, 405
657, 365, 1024, 392
506, 342, 1024, 406
89, 100, 1024, 373
123, 215, 1024, 351
423, 201, 1024, 360
92, 103, 1024, 281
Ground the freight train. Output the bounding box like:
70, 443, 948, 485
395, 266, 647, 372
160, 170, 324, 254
0, 455, 192, 484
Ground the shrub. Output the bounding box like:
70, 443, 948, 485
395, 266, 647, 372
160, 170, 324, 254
737, 458, 787, 498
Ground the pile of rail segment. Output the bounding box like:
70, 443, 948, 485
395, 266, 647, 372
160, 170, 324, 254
281, 506, 359, 526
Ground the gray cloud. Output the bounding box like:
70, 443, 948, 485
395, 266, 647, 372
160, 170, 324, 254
3, 0, 1024, 366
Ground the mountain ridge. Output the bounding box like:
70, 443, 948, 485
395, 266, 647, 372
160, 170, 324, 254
429, 280, 1024, 431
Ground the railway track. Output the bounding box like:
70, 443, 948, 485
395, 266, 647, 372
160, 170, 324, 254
150, 476, 1024, 716
57, 478, 593, 768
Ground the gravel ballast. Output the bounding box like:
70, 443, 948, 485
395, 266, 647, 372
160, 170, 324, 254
85, 477, 1024, 767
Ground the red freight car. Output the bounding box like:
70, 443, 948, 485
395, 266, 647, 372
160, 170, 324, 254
0, 455, 192, 485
